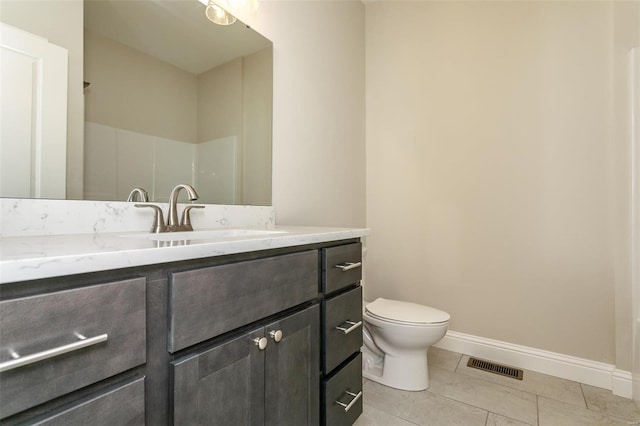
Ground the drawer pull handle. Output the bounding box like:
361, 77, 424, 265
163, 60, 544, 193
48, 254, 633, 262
269, 329, 283, 343
335, 262, 362, 272
0, 333, 108, 373
335, 390, 362, 412
253, 337, 268, 350
335, 320, 362, 335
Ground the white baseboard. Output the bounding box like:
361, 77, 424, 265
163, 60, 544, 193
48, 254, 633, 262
434, 330, 633, 399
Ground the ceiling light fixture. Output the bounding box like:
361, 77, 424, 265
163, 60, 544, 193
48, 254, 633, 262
204, 0, 237, 25
198, 0, 259, 26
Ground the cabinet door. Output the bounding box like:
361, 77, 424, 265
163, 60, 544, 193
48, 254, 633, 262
264, 305, 320, 426
171, 329, 265, 426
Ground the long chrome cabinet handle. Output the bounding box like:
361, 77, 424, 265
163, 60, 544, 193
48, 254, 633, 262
335, 320, 362, 335
334, 262, 362, 272
0, 333, 108, 373
335, 390, 362, 412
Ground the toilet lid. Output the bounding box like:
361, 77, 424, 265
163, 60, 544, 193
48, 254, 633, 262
365, 298, 450, 325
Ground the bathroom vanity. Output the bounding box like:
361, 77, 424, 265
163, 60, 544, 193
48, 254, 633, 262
0, 223, 368, 425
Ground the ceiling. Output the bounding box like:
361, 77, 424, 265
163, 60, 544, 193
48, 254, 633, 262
84, 0, 271, 74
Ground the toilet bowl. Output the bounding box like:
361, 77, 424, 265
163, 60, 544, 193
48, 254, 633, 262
362, 298, 450, 391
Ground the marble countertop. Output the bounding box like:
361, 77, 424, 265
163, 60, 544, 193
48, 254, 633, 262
0, 226, 370, 284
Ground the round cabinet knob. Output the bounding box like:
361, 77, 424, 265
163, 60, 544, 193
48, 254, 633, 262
253, 337, 268, 350
269, 329, 283, 343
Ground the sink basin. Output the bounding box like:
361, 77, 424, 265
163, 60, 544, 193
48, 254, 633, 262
121, 229, 288, 242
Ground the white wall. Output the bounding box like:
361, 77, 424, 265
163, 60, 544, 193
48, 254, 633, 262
241, 1, 367, 227
366, 1, 623, 366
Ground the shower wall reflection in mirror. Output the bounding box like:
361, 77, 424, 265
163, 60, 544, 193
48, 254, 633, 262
0, 0, 273, 205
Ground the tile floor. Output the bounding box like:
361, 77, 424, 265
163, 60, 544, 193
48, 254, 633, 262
354, 347, 640, 426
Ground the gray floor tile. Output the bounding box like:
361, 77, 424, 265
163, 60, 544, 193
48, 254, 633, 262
427, 366, 538, 425
486, 412, 533, 426
582, 384, 640, 422
428, 347, 462, 372
538, 396, 630, 426
354, 404, 419, 426
363, 379, 488, 426
360, 348, 639, 426
456, 355, 586, 408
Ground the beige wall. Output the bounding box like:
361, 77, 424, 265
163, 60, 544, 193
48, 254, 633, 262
197, 58, 243, 143
87, 32, 273, 205
197, 48, 273, 206
366, 1, 623, 365
85, 30, 198, 144
241, 1, 366, 227
243, 47, 273, 206
1, 0, 84, 199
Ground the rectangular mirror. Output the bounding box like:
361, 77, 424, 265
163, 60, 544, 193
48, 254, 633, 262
0, 0, 273, 205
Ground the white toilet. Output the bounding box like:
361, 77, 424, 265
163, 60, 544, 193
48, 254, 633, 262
362, 298, 450, 391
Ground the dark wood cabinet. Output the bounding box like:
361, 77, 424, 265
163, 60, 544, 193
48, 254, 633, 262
0, 278, 146, 420
321, 243, 363, 425
323, 354, 363, 426
1, 238, 363, 425
168, 250, 318, 353
171, 305, 319, 426
20, 377, 146, 426
323, 242, 362, 295
323, 286, 363, 373
171, 328, 265, 425
264, 305, 320, 426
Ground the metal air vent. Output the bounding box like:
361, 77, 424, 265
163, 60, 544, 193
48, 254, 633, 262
467, 357, 523, 380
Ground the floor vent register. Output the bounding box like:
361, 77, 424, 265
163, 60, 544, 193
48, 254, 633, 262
466, 357, 524, 380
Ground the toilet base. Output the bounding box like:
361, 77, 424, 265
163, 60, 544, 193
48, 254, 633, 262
362, 345, 431, 391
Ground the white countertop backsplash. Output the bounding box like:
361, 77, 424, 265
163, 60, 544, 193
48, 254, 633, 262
0, 198, 275, 237
0, 198, 369, 284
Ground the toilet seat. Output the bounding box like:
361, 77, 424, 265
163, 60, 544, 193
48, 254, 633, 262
365, 298, 450, 325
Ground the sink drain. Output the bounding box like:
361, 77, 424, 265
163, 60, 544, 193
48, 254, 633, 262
467, 357, 523, 380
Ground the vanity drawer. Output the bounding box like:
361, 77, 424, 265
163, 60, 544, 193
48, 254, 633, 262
323, 243, 362, 295
20, 376, 145, 426
323, 353, 363, 426
323, 286, 362, 373
168, 250, 319, 352
0, 278, 146, 418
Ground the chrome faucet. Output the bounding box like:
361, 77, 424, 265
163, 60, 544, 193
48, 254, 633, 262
167, 184, 201, 232
135, 184, 204, 233
127, 187, 149, 202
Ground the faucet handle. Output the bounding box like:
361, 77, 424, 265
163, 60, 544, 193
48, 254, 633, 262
135, 203, 167, 233
180, 205, 205, 229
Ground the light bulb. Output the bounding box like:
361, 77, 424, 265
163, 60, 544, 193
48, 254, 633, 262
205, 0, 237, 25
